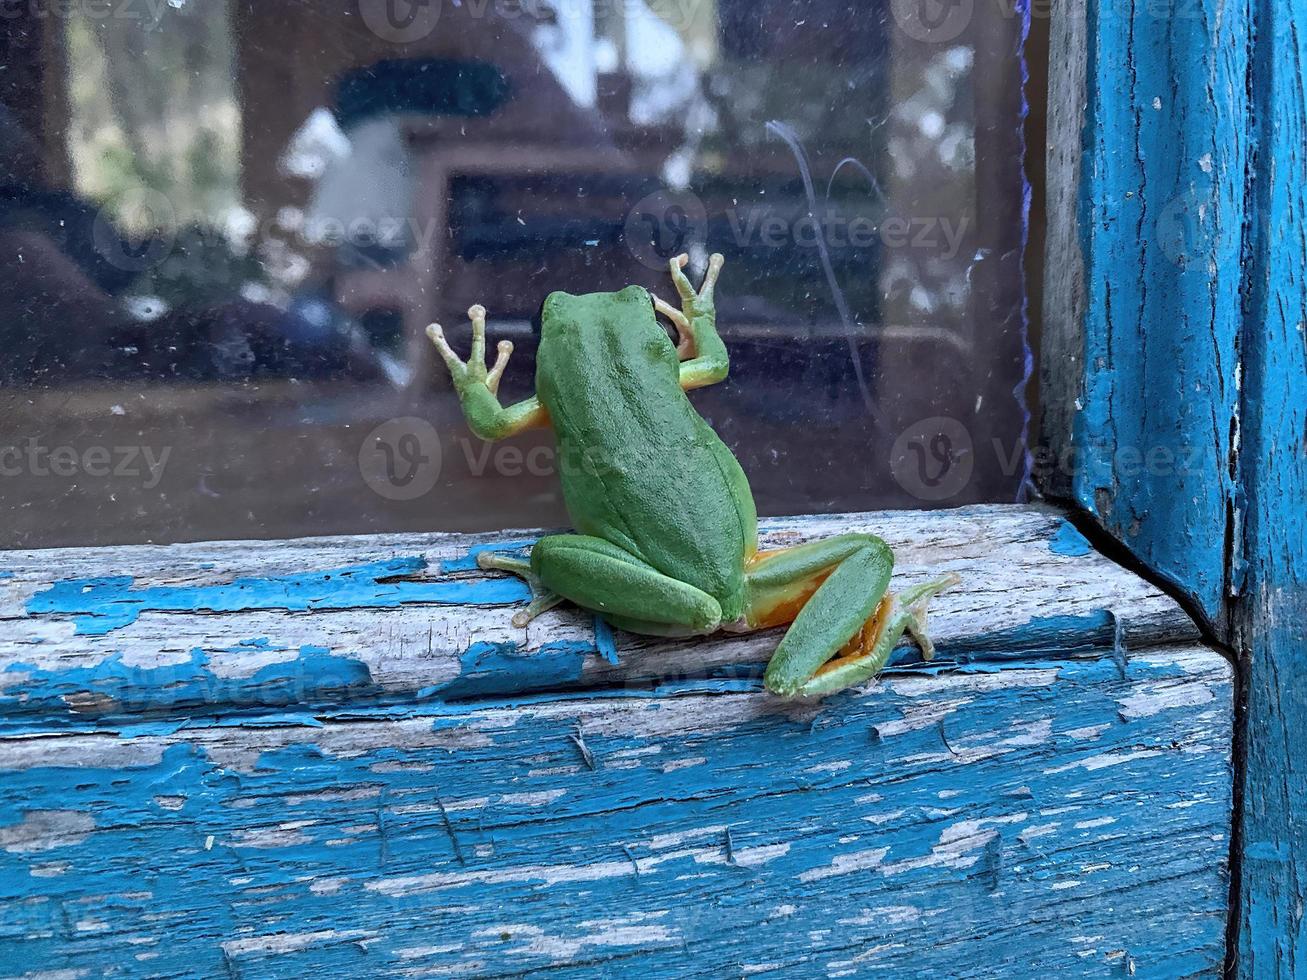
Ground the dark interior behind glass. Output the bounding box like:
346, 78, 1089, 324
0, 0, 1029, 547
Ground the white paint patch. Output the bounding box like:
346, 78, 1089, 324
881, 813, 1026, 877
1045, 749, 1164, 774
393, 943, 465, 959
1117, 683, 1213, 720
798, 846, 890, 882
309, 876, 348, 895
648, 825, 727, 850
1074, 817, 1116, 830
223, 928, 377, 957
0, 810, 94, 853
1019, 823, 1059, 844
804, 760, 853, 775
366, 858, 636, 896
661, 756, 706, 773
498, 790, 566, 807
1063, 724, 1110, 740
29, 861, 71, 878
229, 825, 315, 849
1001, 718, 1053, 747
838, 905, 922, 927
732, 843, 792, 868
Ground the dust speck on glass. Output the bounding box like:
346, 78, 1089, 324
0, 0, 1029, 548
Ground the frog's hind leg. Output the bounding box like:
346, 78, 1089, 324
742, 533, 958, 697
528, 534, 722, 633
796, 576, 960, 696
478, 537, 724, 633
476, 551, 564, 628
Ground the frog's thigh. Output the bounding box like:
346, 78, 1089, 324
744, 533, 890, 627
742, 534, 894, 696
531, 534, 722, 633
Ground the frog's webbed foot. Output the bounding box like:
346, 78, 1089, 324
796, 573, 961, 697
476, 550, 563, 628
426, 304, 514, 395
670, 251, 724, 304
652, 252, 725, 360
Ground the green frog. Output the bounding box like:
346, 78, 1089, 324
427, 254, 957, 696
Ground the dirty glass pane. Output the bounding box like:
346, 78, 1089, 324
0, 0, 1029, 547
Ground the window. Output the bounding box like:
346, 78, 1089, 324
0, 0, 1031, 547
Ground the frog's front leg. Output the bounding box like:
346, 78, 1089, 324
427, 304, 549, 439
743, 534, 960, 697
479, 534, 722, 634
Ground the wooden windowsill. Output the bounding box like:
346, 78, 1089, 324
0, 503, 1233, 975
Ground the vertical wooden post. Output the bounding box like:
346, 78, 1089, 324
1232, 0, 1307, 972
1044, 0, 1306, 972
1042, 0, 1251, 631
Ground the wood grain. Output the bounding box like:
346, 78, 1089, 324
0, 505, 1199, 725
0, 647, 1231, 977
0, 505, 1235, 974
1040, 0, 1250, 631
1232, 0, 1307, 972
1041, 0, 1305, 972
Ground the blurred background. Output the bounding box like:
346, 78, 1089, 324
0, 0, 1034, 548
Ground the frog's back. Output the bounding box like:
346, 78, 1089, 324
535, 286, 756, 614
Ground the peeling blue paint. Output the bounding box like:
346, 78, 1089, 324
0, 605, 1167, 731
435, 640, 598, 699
1, 646, 377, 722
1048, 520, 1093, 557
934, 611, 1113, 658
0, 652, 1232, 976
442, 539, 537, 573
25, 558, 529, 635
593, 616, 619, 666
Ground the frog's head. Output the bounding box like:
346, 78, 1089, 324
539, 284, 657, 341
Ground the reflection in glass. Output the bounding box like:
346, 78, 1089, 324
0, 0, 1029, 547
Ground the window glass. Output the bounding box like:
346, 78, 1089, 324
0, 0, 1030, 547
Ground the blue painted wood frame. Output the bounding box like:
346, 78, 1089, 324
1232, 0, 1307, 971
1044, 0, 1306, 972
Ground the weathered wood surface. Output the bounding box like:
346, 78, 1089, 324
0, 505, 1199, 727
1042, 0, 1306, 973
1, 648, 1230, 977
0, 505, 1233, 975
1232, 0, 1307, 972
1041, 0, 1248, 632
